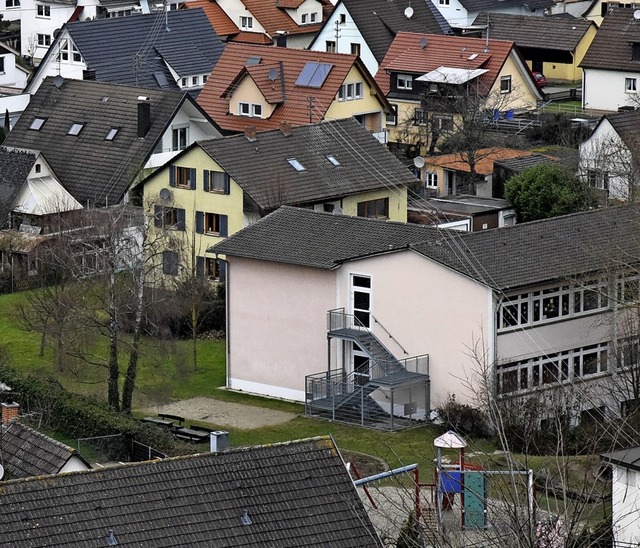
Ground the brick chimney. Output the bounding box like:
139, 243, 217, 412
137, 96, 151, 138
1, 402, 19, 424
279, 120, 292, 136
244, 125, 257, 142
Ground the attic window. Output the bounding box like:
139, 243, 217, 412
105, 127, 119, 141
67, 122, 85, 136
246, 56, 262, 66
287, 158, 306, 172
326, 154, 340, 166
632, 43, 640, 62
468, 53, 478, 60
295, 62, 333, 88
29, 117, 46, 131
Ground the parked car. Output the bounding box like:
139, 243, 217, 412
533, 72, 548, 89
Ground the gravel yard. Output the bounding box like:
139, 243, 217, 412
143, 396, 298, 430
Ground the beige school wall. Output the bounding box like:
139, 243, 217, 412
144, 146, 245, 276
337, 250, 494, 407
225, 247, 493, 406
226, 256, 337, 401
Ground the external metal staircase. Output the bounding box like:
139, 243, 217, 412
305, 309, 429, 431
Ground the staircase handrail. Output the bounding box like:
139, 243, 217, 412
370, 314, 409, 356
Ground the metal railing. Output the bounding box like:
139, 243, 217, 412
327, 308, 410, 357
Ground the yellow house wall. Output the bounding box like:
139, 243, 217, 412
227, 76, 276, 118
340, 187, 408, 223
529, 26, 596, 82
325, 66, 387, 126
143, 146, 244, 278
489, 53, 540, 111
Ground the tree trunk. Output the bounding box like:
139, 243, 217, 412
107, 271, 120, 412
121, 264, 146, 414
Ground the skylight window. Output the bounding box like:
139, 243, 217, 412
287, 158, 306, 171
105, 127, 119, 141
326, 154, 340, 166
67, 122, 85, 136
29, 117, 46, 131
295, 62, 333, 88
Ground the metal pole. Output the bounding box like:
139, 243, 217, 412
353, 463, 419, 486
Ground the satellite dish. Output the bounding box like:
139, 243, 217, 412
0, 465, 5, 481
419, 37, 428, 49
53, 28, 61, 39
413, 156, 425, 168
634, 8, 640, 19
159, 188, 172, 201
404, 6, 414, 18
53, 74, 64, 89
332, 205, 344, 215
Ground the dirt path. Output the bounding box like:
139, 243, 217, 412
143, 397, 298, 430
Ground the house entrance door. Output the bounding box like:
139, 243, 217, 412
352, 347, 370, 386
351, 274, 371, 329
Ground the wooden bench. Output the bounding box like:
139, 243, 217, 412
141, 417, 175, 428
173, 427, 210, 443
158, 413, 185, 426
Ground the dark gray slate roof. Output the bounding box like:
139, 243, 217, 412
599, 109, 640, 155
211, 206, 440, 269
4, 77, 195, 207
0, 147, 36, 228
198, 118, 419, 211
602, 446, 640, 471
333, 0, 450, 62
0, 436, 382, 547
0, 422, 88, 479
65, 9, 224, 90
581, 7, 640, 71
493, 153, 563, 173
458, 0, 553, 13
214, 203, 640, 292
412, 204, 640, 290
422, 196, 513, 216
472, 12, 593, 51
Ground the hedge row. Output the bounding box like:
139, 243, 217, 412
0, 364, 189, 458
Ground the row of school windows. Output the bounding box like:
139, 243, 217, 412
497, 338, 640, 395
496, 276, 632, 331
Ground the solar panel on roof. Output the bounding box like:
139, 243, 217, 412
295, 62, 333, 88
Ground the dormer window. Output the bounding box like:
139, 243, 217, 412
397, 74, 413, 90
287, 158, 305, 172
239, 102, 262, 117
240, 16, 253, 30
301, 13, 307, 24
310, 12, 317, 22
29, 117, 46, 131
67, 122, 85, 136
326, 155, 340, 166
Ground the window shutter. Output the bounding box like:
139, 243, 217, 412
203, 170, 210, 192
190, 168, 196, 190
219, 215, 228, 237
169, 166, 176, 187
195, 211, 204, 234
177, 208, 186, 231
224, 173, 230, 195
154, 205, 162, 228
218, 260, 226, 283
196, 256, 204, 278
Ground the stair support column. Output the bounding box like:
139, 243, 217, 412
391, 389, 395, 431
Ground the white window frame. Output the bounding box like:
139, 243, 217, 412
425, 172, 438, 188
37, 34, 51, 47
37, 4, 50, 17
626, 77, 637, 93
439, 0, 450, 5
301, 13, 308, 24
240, 16, 253, 30
500, 75, 512, 94
397, 74, 413, 90
6, 0, 20, 7
310, 11, 317, 22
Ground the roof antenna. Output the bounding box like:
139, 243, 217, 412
484, 13, 490, 52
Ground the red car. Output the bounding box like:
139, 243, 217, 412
533, 72, 548, 89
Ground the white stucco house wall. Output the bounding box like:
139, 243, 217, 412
429, 0, 553, 30
0, 43, 29, 89
579, 111, 638, 201
602, 447, 640, 547
212, 205, 640, 429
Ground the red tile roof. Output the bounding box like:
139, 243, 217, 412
423, 148, 551, 175
375, 32, 519, 95
182, 0, 238, 36
228, 31, 274, 45
197, 43, 389, 132
241, 0, 332, 37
